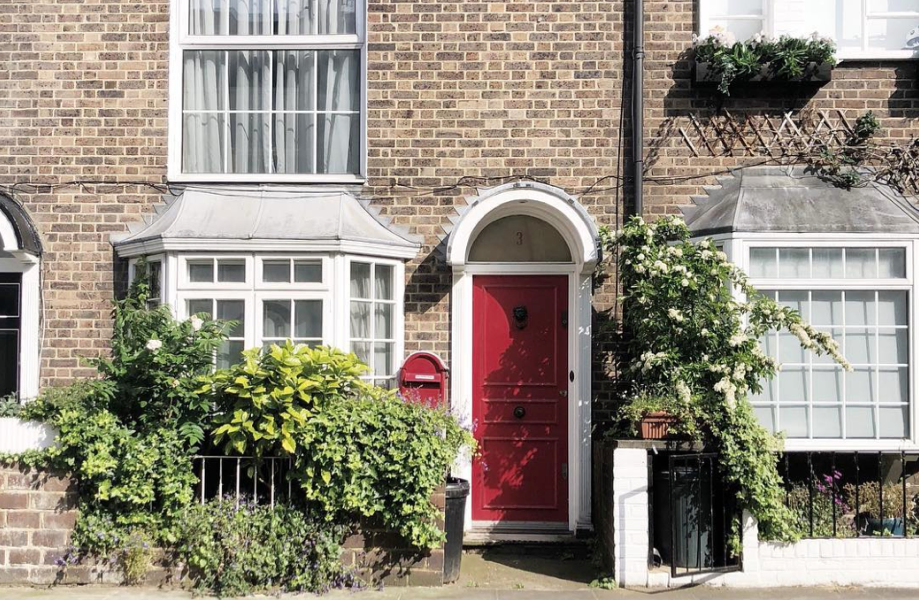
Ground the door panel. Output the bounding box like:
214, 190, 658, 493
472, 275, 569, 523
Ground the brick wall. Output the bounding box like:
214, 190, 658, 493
0, 466, 77, 584
0, 465, 444, 586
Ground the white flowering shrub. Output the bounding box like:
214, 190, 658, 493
610, 215, 850, 542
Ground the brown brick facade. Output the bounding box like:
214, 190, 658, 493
1, 0, 917, 430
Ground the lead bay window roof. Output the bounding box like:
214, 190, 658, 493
111, 189, 420, 259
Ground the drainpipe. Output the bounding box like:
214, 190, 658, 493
632, 0, 644, 218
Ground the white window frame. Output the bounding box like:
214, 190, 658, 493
346, 256, 404, 386
728, 234, 919, 452
255, 291, 331, 349
255, 255, 328, 289
181, 294, 252, 367
698, 0, 919, 61
129, 254, 167, 306
179, 255, 254, 290
167, 0, 369, 183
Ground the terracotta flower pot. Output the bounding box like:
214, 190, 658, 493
639, 411, 678, 440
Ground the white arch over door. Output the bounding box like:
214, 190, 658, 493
447, 181, 598, 537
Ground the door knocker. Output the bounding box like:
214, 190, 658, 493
512, 305, 529, 330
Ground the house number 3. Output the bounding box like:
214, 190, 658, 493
515, 231, 524, 245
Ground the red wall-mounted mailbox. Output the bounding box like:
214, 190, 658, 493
398, 352, 448, 409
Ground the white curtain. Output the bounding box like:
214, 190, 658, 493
229, 50, 270, 173
276, 0, 312, 35
274, 51, 314, 173
317, 49, 359, 173
183, 50, 226, 173
318, 0, 356, 35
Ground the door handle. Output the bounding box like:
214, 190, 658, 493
559, 390, 568, 397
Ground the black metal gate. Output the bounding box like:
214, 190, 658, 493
667, 453, 742, 577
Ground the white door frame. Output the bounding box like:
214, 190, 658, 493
445, 182, 599, 534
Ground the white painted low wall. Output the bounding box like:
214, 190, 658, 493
0, 417, 56, 453
610, 446, 919, 589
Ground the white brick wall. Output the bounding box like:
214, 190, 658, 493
610, 450, 919, 589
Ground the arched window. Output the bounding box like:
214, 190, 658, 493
468, 215, 572, 263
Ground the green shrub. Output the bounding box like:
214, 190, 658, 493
201, 342, 474, 549
177, 498, 353, 597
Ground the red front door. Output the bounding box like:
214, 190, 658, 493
472, 275, 569, 524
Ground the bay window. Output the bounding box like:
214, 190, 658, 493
699, 0, 919, 59
746, 245, 912, 441
349, 261, 398, 387
172, 0, 365, 181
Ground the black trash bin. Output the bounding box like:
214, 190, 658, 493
443, 477, 469, 584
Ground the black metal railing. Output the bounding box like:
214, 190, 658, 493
652, 453, 742, 578
780, 451, 919, 539
192, 455, 295, 507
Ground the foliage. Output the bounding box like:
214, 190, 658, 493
693, 29, 836, 96
177, 498, 354, 597
589, 576, 618, 590
786, 471, 855, 538
607, 215, 850, 542
617, 388, 700, 439
0, 393, 20, 417
200, 342, 475, 549
93, 262, 231, 449
119, 532, 153, 586
811, 111, 882, 190
842, 481, 910, 520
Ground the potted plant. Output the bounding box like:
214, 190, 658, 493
621, 391, 689, 441
842, 481, 915, 536
693, 29, 837, 96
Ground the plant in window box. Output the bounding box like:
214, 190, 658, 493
693, 29, 837, 96
842, 481, 915, 536
620, 388, 698, 441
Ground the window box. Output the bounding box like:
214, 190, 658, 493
694, 60, 833, 86
639, 412, 679, 441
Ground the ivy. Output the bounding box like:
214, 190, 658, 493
605, 216, 850, 542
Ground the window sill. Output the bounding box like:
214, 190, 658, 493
166, 173, 367, 186
837, 51, 919, 62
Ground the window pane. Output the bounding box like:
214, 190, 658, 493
706, 0, 763, 16
351, 341, 371, 367
317, 50, 360, 112
230, 112, 270, 174
847, 368, 877, 403
294, 300, 322, 339
867, 17, 918, 51
779, 368, 808, 403
847, 329, 874, 364
778, 290, 807, 316
847, 406, 877, 438
147, 262, 162, 299
811, 291, 843, 326
317, 113, 360, 174
749, 248, 777, 278
0, 330, 18, 397
374, 342, 393, 377
0, 284, 20, 318
263, 300, 291, 338
217, 300, 246, 338
275, 0, 312, 34
375, 303, 392, 340
878, 329, 908, 364
229, 0, 269, 35
707, 18, 764, 41
294, 261, 322, 283
879, 367, 909, 404
868, 0, 919, 11
350, 301, 370, 338
879, 406, 908, 439
751, 378, 775, 403
779, 406, 808, 438
350, 263, 370, 298
217, 260, 246, 283
813, 368, 843, 403
779, 248, 810, 279
845, 291, 876, 326
229, 51, 270, 110
878, 291, 908, 326
274, 51, 314, 111
188, 299, 213, 318
189, 0, 225, 35
812, 248, 844, 278
263, 260, 291, 283
184, 51, 227, 110
375, 265, 393, 300
218, 340, 245, 370
878, 248, 906, 278
805, 0, 863, 52
779, 332, 806, 363
846, 248, 877, 278
274, 113, 315, 174
188, 261, 214, 283
813, 406, 843, 438
183, 113, 226, 174
317, 0, 357, 34
754, 406, 777, 433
